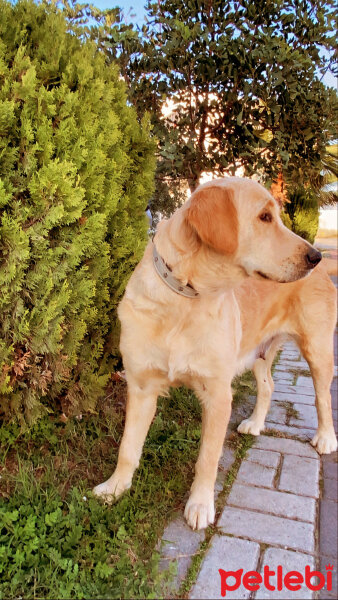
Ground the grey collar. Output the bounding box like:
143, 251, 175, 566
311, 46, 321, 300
152, 244, 199, 298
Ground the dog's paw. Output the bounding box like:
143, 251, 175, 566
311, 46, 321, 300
311, 430, 338, 455
237, 418, 263, 436
93, 474, 131, 503
184, 495, 215, 530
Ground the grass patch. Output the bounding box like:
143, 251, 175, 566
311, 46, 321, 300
0, 385, 202, 599
0, 368, 258, 599
288, 367, 311, 384
292, 372, 298, 385
232, 370, 257, 406
280, 401, 300, 423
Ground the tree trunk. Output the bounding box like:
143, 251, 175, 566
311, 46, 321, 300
188, 176, 200, 193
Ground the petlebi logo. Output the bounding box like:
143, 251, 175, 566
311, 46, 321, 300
219, 563, 334, 596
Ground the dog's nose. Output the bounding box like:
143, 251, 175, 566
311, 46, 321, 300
306, 248, 322, 269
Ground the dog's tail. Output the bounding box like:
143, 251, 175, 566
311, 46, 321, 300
322, 257, 338, 276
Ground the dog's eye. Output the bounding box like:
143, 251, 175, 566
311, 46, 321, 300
259, 212, 273, 223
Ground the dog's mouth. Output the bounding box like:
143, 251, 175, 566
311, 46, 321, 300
255, 270, 289, 283
243, 264, 297, 284
255, 270, 271, 280
255, 269, 309, 284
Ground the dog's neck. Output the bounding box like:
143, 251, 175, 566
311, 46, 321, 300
153, 208, 247, 296
152, 243, 200, 298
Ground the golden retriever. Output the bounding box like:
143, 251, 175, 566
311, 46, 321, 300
94, 177, 337, 530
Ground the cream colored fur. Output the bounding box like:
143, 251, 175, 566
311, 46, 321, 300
93, 177, 337, 530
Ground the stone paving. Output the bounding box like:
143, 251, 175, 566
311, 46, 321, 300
158, 324, 338, 598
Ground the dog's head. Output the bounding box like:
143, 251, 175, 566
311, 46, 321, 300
185, 177, 321, 284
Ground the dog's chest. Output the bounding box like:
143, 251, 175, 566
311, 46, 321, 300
154, 295, 241, 381
119, 283, 242, 382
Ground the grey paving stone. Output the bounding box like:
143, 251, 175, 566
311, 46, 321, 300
292, 386, 317, 396
323, 476, 338, 501
256, 548, 315, 599
214, 477, 225, 497
320, 499, 338, 558
159, 517, 205, 591
264, 423, 316, 441
265, 404, 287, 425
273, 372, 294, 383
279, 455, 319, 498
246, 448, 280, 469
322, 455, 338, 480
278, 360, 309, 369
297, 376, 315, 389
273, 384, 315, 398
289, 404, 318, 429
319, 557, 338, 600
273, 383, 296, 394
237, 459, 275, 488
189, 535, 260, 599
273, 364, 295, 373
280, 343, 299, 351
280, 352, 301, 361
219, 446, 236, 472
227, 483, 316, 523
274, 362, 306, 370
272, 391, 315, 405
253, 435, 319, 458
215, 447, 236, 499
218, 507, 315, 553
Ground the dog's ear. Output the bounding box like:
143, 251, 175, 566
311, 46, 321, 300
185, 185, 238, 254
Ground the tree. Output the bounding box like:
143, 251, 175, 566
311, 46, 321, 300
283, 187, 320, 243
88, 0, 337, 210
0, 0, 155, 423
312, 143, 338, 205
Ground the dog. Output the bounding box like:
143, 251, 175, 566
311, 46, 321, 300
94, 177, 337, 530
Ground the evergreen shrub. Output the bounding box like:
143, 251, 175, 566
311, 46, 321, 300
0, 0, 155, 423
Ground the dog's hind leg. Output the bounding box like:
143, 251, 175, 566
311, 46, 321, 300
184, 380, 232, 530
299, 335, 337, 454
238, 337, 281, 436
93, 374, 165, 501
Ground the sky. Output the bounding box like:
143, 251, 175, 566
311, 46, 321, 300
90, 0, 147, 24
90, 0, 336, 88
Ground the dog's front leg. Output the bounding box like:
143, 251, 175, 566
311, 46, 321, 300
93, 378, 160, 501
184, 382, 232, 530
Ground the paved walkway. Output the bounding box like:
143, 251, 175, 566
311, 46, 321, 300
159, 286, 338, 598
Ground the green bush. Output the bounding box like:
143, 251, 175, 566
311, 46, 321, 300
0, 0, 155, 424
282, 187, 319, 244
